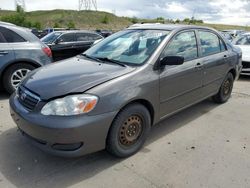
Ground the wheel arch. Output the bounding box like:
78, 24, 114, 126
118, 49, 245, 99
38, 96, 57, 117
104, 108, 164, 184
116, 99, 155, 126
0, 60, 41, 83
228, 68, 236, 80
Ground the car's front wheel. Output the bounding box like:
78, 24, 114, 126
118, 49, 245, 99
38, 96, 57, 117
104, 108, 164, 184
106, 103, 151, 158
212, 72, 234, 103
3, 63, 35, 94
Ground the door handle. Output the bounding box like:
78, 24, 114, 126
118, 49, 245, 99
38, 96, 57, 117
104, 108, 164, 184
0, 51, 8, 55
224, 54, 228, 58
195, 62, 203, 69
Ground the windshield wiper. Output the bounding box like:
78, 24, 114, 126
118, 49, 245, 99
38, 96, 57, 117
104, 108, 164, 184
81, 54, 126, 67
96, 57, 126, 67
81, 54, 103, 63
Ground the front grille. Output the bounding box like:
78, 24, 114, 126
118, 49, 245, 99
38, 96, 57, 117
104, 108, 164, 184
17, 86, 40, 111
242, 61, 250, 69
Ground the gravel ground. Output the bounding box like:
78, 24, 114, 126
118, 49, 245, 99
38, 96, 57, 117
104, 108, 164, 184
0, 76, 250, 188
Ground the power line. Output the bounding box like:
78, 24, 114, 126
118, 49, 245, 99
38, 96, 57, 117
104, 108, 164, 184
79, 0, 97, 11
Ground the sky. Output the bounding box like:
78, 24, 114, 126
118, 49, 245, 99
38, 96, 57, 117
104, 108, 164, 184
1, 0, 250, 26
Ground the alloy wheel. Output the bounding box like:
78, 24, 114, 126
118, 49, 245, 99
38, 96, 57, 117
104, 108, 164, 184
10, 68, 30, 90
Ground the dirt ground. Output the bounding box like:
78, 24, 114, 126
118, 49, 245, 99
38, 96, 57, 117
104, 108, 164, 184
0, 76, 250, 188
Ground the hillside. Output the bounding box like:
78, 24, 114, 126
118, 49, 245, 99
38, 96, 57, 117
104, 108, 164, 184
0, 9, 250, 31
0, 9, 131, 30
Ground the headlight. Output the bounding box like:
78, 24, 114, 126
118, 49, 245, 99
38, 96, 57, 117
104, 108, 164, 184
41, 94, 98, 116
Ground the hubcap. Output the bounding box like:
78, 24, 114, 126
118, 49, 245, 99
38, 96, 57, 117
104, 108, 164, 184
11, 69, 31, 90
223, 79, 231, 95
119, 115, 143, 147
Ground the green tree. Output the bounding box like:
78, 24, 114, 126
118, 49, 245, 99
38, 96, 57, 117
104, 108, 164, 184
16, 5, 24, 13
0, 5, 33, 28
183, 18, 190, 23
175, 19, 180, 23
33, 21, 42, 30
53, 22, 60, 28
101, 15, 109, 24
131, 16, 138, 24
67, 21, 75, 29
1, 13, 25, 26
156, 17, 165, 23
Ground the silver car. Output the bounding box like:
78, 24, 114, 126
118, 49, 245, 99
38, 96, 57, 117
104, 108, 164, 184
0, 22, 52, 94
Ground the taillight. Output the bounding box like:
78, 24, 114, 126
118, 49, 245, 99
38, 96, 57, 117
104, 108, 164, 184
42, 47, 52, 58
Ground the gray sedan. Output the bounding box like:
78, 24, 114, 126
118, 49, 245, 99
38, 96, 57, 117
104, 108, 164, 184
10, 24, 242, 158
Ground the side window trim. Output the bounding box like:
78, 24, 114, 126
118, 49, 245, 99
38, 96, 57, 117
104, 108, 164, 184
197, 29, 227, 58
160, 29, 199, 63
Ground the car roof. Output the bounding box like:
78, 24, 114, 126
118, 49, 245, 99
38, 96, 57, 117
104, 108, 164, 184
127, 23, 213, 31
0, 24, 41, 42
242, 32, 250, 35
0, 21, 16, 26
53, 30, 99, 34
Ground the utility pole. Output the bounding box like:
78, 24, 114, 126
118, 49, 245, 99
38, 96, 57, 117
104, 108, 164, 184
79, 0, 97, 11
15, 0, 26, 11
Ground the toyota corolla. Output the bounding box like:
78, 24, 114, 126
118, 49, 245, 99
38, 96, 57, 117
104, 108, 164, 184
10, 24, 242, 158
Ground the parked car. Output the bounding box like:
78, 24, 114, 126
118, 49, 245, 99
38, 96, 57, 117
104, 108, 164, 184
41, 30, 103, 61
10, 24, 242, 158
233, 33, 250, 75
222, 30, 245, 38
43, 27, 67, 34
220, 32, 233, 42
30, 28, 47, 39
0, 23, 52, 94
0, 21, 16, 26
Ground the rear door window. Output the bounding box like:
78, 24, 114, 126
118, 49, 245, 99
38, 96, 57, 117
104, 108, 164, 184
199, 31, 221, 56
0, 27, 26, 43
59, 33, 75, 43
76, 33, 89, 42
162, 31, 198, 62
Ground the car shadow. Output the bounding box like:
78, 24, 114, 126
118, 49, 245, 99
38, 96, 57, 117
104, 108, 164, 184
0, 92, 9, 100
0, 99, 218, 188
239, 75, 250, 81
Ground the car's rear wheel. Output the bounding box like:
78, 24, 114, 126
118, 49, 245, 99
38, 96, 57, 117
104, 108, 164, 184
106, 103, 151, 158
3, 63, 35, 94
212, 72, 234, 103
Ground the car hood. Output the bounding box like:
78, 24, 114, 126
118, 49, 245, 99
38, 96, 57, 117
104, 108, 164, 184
22, 57, 136, 100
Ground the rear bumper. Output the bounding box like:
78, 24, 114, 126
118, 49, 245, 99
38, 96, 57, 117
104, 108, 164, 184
9, 94, 117, 157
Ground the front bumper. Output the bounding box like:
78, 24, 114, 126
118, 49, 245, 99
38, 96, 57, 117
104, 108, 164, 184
9, 94, 117, 157
241, 61, 250, 75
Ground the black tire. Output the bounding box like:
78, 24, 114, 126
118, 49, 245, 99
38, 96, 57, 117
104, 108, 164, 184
106, 103, 151, 158
3, 63, 35, 94
212, 72, 234, 103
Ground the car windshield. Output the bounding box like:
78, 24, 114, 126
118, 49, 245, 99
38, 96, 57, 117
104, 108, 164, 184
84, 29, 170, 66
41, 32, 62, 43
233, 35, 250, 45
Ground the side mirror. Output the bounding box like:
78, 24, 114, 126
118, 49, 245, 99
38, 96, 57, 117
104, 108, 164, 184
92, 39, 103, 46
55, 38, 63, 44
160, 56, 184, 66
